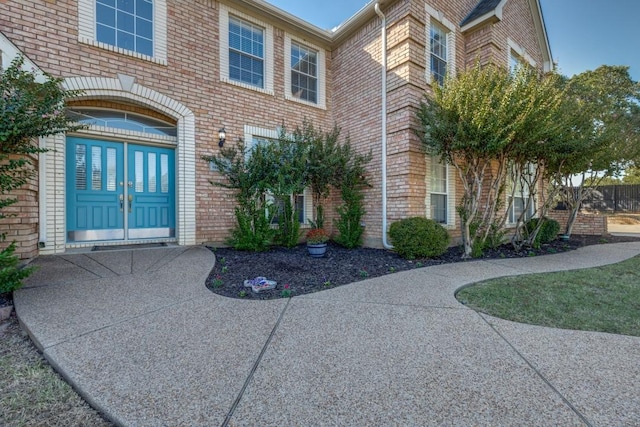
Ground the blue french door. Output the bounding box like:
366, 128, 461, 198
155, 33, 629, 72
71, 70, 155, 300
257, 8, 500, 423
66, 137, 175, 242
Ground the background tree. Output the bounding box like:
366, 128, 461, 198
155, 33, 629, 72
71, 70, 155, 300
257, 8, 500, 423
1, 56, 83, 293
554, 66, 640, 236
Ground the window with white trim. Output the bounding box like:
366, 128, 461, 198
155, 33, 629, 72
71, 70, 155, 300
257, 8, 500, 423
291, 42, 317, 103
507, 38, 536, 72
244, 126, 311, 225
430, 157, 448, 224
229, 16, 265, 88
508, 163, 536, 224
78, 0, 167, 63
425, 5, 456, 86
219, 5, 274, 95
509, 51, 523, 74
430, 23, 448, 86
284, 35, 326, 109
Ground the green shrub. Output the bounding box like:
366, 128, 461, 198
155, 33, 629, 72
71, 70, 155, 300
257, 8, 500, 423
525, 217, 560, 247
389, 217, 450, 259
0, 241, 35, 294
226, 205, 274, 251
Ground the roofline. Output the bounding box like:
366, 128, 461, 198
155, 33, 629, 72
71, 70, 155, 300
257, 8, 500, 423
223, 0, 333, 45
460, 0, 507, 33
529, 0, 553, 71
227, 0, 395, 48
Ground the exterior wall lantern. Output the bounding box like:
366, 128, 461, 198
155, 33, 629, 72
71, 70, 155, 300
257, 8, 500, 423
218, 127, 226, 147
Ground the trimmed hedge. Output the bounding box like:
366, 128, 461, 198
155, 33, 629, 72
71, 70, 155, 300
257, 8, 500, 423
389, 217, 450, 259
526, 217, 560, 247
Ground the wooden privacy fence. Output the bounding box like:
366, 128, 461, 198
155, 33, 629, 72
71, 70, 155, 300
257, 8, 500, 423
581, 185, 640, 213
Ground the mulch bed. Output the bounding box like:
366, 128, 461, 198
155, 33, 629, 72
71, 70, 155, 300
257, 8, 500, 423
206, 234, 640, 300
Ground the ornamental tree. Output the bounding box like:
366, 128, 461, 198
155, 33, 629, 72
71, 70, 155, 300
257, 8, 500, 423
1, 55, 83, 292
417, 64, 565, 258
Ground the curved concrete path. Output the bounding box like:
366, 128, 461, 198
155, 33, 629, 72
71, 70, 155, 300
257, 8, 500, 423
14, 243, 640, 426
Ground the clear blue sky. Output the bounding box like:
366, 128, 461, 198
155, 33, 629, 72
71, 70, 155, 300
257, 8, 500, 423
266, 0, 640, 81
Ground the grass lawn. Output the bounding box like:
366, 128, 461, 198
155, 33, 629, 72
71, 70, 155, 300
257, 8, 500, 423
456, 255, 640, 337
0, 317, 112, 426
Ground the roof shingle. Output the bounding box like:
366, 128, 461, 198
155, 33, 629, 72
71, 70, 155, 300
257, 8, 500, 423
460, 0, 503, 27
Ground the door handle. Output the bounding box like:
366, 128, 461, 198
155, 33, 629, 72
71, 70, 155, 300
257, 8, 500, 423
119, 194, 124, 211
128, 195, 133, 213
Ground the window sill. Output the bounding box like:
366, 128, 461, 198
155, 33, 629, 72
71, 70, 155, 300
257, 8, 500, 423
221, 77, 274, 96
79, 37, 167, 66
285, 94, 326, 110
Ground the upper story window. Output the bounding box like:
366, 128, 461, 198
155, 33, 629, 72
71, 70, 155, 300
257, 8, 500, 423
430, 23, 448, 86
229, 16, 265, 88
78, 0, 167, 64
284, 35, 326, 109
96, 0, 153, 57
425, 5, 456, 86
291, 42, 317, 103
219, 5, 274, 95
507, 38, 536, 73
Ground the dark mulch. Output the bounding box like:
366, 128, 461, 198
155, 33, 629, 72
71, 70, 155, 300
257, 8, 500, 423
205, 234, 640, 300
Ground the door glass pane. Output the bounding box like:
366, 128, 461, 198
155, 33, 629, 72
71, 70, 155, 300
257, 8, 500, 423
91, 146, 102, 190
160, 154, 169, 193
135, 150, 144, 192
107, 147, 116, 191
148, 152, 156, 193
75, 144, 87, 190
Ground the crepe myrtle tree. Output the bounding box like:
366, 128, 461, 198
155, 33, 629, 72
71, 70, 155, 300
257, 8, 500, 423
417, 64, 565, 258
553, 66, 640, 237
1, 55, 84, 292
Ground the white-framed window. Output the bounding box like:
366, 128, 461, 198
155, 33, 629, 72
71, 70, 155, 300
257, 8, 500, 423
219, 5, 274, 95
244, 125, 312, 225
284, 35, 326, 109
425, 5, 456, 86
507, 38, 536, 72
78, 0, 167, 64
507, 163, 536, 224
426, 156, 455, 226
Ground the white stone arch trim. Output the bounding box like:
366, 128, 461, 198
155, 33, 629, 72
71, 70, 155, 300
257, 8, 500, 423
40, 76, 196, 253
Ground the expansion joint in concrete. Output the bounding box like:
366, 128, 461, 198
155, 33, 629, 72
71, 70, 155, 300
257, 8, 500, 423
476, 312, 593, 427
221, 298, 291, 427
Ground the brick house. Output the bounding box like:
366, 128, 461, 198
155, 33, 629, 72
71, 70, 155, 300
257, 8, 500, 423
0, 0, 555, 258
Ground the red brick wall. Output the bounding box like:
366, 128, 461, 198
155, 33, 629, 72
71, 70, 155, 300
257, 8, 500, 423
0, 156, 39, 259
547, 210, 608, 236
1, 0, 551, 253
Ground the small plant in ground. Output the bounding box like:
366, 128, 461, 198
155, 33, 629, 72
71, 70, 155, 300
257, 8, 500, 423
239, 290, 247, 298
218, 257, 226, 265
389, 217, 450, 259
358, 269, 368, 278
388, 267, 396, 273
599, 238, 609, 244
221, 266, 228, 273
323, 279, 332, 287
281, 284, 292, 298
527, 251, 536, 257
499, 253, 506, 258
547, 247, 557, 254
212, 276, 223, 288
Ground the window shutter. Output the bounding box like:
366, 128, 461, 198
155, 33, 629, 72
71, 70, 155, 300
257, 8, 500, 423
446, 31, 456, 79
424, 15, 432, 84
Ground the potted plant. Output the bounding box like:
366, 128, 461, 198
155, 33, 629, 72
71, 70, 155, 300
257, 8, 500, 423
306, 228, 329, 257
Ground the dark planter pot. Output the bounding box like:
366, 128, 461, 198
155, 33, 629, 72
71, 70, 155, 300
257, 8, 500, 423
560, 234, 570, 242
307, 243, 328, 258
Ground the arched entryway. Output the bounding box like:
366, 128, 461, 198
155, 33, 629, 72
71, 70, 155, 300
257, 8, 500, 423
38, 76, 196, 254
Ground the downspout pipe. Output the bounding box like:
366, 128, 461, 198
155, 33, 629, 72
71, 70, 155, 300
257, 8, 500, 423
375, 3, 393, 249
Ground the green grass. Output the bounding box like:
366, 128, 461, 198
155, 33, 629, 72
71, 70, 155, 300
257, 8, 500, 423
456, 255, 640, 337
0, 317, 112, 426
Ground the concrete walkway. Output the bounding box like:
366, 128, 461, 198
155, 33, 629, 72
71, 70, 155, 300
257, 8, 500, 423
14, 243, 640, 426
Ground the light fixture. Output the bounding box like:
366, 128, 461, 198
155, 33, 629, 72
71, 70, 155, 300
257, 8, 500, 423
218, 127, 226, 147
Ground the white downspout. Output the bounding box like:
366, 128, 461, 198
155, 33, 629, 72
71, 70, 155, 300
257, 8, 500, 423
375, 3, 393, 249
